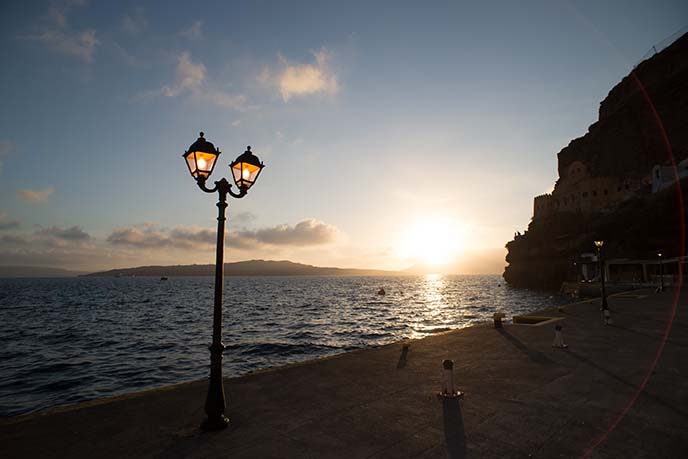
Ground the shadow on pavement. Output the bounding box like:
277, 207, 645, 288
496, 328, 555, 366
442, 398, 466, 459
396, 346, 408, 369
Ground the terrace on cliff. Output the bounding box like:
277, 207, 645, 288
504, 31, 688, 290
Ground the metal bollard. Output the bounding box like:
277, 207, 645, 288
552, 324, 568, 348
493, 313, 505, 329
603, 309, 612, 325
438, 359, 463, 398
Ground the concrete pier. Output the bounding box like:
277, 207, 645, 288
2, 289, 687, 458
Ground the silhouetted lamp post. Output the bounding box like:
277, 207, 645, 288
658, 252, 664, 292
594, 240, 609, 324
182, 132, 264, 430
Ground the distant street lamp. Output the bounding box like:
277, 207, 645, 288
594, 240, 610, 325
658, 252, 664, 292
182, 132, 265, 430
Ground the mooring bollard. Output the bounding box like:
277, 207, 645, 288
493, 312, 505, 329
438, 359, 463, 398
603, 308, 612, 325
552, 324, 567, 348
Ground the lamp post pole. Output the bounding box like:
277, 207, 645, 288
182, 133, 264, 431
658, 252, 664, 292
197, 178, 245, 430
595, 241, 609, 325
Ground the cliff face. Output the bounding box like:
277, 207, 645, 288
557, 32, 688, 180
504, 32, 688, 290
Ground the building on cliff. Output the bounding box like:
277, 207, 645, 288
533, 160, 645, 219
504, 30, 688, 290
534, 156, 688, 220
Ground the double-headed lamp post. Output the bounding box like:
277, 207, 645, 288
182, 132, 265, 431
658, 252, 664, 292
594, 240, 610, 325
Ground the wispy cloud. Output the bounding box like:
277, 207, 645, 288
18, 187, 55, 203
121, 8, 147, 35
162, 52, 206, 97
261, 48, 339, 102
200, 89, 247, 109
107, 219, 340, 250
48, 0, 89, 28
22, 0, 98, 62
179, 20, 202, 39
136, 52, 246, 110
22, 29, 98, 62
0, 213, 20, 231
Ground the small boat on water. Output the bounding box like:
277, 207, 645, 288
160, 277, 168, 281
377, 287, 386, 295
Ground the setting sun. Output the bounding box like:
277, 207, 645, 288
399, 217, 464, 266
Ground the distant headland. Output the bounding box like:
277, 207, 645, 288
80, 260, 398, 278
504, 31, 688, 289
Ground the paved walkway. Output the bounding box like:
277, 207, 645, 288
2, 288, 687, 458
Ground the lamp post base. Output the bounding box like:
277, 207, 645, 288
201, 414, 229, 431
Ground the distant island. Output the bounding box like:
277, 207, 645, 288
81, 260, 399, 278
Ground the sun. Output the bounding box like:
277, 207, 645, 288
399, 217, 464, 266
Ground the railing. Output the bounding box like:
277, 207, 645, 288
633, 25, 688, 68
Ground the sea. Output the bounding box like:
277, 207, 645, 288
0, 275, 574, 417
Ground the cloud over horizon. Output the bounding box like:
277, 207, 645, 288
0, 213, 21, 231
107, 219, 340, 251
35, 225, 91, 242
236, 219, 339, 246
0, 224, 91, 246
18, 187, 55, 203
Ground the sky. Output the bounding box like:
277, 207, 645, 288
0, 0, 686, 273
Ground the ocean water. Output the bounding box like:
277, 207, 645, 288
0, 275, 573, 417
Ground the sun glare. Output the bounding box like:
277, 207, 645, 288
400, 217, 464, 267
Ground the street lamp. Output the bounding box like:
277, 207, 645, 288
182, 132, 265, 431
658, 252, 664, 292
594, 240, 610, 325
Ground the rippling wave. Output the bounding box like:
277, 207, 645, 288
0, 275, 572, 416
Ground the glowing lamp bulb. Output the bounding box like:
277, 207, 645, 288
242, 167, 250, 180
197, 157, 207, 170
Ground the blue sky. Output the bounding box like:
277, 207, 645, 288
0, 0, 686, 272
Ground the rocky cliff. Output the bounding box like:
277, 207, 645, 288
504, 32, 688, 290
557, 32, 688, 180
